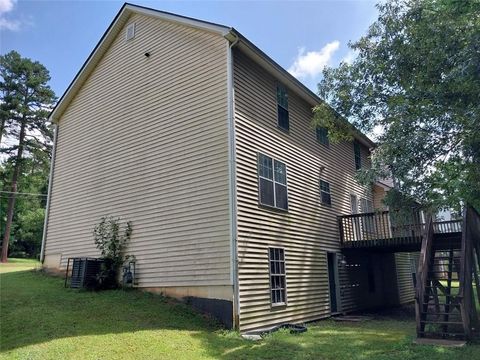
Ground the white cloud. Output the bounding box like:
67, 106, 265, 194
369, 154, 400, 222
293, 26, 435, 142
288, 41, 340, 79
0, 17, 20, 31
342, 50, 357, 65
0, 0, 23, 31
0, 0, 15, 14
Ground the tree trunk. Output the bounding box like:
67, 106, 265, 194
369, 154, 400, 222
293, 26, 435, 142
0, 119, 26, 262
0, 90, 7, 146
0, 117, 5, 146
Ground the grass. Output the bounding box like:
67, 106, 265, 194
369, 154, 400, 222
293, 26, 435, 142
1, 259, 479, 360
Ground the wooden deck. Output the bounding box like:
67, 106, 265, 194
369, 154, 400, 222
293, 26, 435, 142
338, 211, 462, 252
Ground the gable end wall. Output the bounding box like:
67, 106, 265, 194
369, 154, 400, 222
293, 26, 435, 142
44, 14, 233, 294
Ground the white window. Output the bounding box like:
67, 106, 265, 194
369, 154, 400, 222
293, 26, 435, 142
276, 85, 289, 131
360, 198, 373, 213
316, 127, 329, 146
269, 247, 287, 306
320, 180, 332, 206
354, 141, 362, 170
258, 153, 288, 210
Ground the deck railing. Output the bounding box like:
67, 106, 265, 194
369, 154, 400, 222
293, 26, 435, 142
338, 211, 462, 245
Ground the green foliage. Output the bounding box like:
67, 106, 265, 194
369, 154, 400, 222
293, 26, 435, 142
93, 216, 133, 289
0, 155, 49, 258
315, 0, 480, 212
0, 50, 55, 260
0, 50, 55, 153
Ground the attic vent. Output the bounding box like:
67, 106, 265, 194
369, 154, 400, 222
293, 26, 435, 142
126, 23, 135, 40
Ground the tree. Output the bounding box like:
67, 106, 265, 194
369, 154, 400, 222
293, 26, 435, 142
0, 153, 50, 258
315, 0, 480, 213
0, 51, 55, 262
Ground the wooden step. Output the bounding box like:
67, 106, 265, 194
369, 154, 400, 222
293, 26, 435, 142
422, 312, 461, 316
420, 320, 464, 325
422, 303, 460, 306
418, 331, 465, 338
425, 286, 460, 289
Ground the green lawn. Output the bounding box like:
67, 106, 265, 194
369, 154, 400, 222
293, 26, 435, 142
1, 259, 479, 360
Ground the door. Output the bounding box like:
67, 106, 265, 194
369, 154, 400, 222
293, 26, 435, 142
327, 252, 340, 313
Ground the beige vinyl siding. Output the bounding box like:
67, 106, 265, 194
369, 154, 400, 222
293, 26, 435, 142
373, 184, 388, 210
44, 13, 232, 288
395, 253, 416, 304
233, 49, 373, 332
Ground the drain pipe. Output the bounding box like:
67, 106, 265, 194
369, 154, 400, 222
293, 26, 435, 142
40, 123, 58, 263
226, 30, 240, 329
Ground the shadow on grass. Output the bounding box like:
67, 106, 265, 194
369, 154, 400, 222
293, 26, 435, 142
0, 270, 220, 351
1, 270, 478, 360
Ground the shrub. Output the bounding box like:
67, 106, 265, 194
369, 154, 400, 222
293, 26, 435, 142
93, 216, 133, 289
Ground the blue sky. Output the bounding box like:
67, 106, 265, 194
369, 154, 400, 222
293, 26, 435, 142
1, 0, 378, 98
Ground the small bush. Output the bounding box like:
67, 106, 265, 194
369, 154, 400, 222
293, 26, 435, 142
93, 216, 133, 289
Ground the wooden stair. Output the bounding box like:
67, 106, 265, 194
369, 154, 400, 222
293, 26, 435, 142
415, 207, 480, 341
418, 248, 465, 339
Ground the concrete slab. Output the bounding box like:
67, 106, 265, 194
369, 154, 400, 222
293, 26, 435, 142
333, 316, 373, 322
242, 334, 262, 341
414, 338, 466, 347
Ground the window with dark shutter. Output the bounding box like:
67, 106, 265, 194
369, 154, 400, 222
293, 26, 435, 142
269, 247, 287, 306
258, 153, 288, 210
316, 127, 329, 146
354, 141, 362, 170
320, 180, 332, 206
277, 85, 289, 131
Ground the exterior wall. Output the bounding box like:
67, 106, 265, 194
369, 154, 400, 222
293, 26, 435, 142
395, 253, 416, 304
373, 184, 388, 210
340, 251, 416, 310
232, 48, 373, 332
339, 251, 393, 312
44, 13, 232, 300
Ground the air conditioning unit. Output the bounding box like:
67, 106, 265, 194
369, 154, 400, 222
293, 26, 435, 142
64, 257, 104, 289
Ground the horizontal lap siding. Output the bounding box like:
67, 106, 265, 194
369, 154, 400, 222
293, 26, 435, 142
373, 185, 388, 210
44, 13, 232, 288
395, 253, 416, 304
233, 49, 372, 332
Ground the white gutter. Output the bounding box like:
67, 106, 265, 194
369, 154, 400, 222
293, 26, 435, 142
226, 33, 240, 329
40, 124, 58, 262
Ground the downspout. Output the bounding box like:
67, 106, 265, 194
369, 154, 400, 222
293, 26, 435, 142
40, 123, 58, 263
226, 31, 240, 329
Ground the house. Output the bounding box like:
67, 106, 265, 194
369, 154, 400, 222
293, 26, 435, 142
41, 3, 477, 336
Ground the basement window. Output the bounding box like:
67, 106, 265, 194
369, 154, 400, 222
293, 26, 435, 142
126, 23, 136, 41
320, 180, 332, 206
258, 153, 288, 211
269, 247, 287, 306
277, 85, 289, 131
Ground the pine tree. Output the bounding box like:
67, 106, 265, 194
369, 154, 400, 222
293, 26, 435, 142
0, 51, 55, 262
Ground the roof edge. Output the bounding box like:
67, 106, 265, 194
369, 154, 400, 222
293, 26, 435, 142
49, 3, 230, 123
227, 28, 375, 149
49, 3, 375, 149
